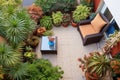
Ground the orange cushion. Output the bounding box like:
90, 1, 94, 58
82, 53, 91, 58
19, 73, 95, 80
91, 13, 107, 33
79, 24, 98, 38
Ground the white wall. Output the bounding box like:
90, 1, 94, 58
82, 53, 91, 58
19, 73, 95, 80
104, 0, 120, 28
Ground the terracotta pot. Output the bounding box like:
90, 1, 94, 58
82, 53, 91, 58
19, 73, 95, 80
85, 71, 98, 80
71, 21, 78, 27
62, 22, 69, 27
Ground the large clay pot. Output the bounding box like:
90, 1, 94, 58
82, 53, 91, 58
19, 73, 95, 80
85, 71, 98, 80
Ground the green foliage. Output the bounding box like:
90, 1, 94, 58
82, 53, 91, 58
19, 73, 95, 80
24, 51, 36, 63
43, 30, 53, 36
0, 0, 22, 6
8, 63, 28, 80
40, 16, 53, 30
56, 0, 77, 12
0, 43, 20, 67
62, 13, 71, 23
87, 52, 110, 77
73, 5, 91, 23
52, 11, 63, 26
80, 0, 94, 8
34, 0, 56, 14
4, 8, 35, 48
25, 59, 64, 80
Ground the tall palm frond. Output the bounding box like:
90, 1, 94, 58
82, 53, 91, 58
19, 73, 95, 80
8, 63, 28, 80
0, 43, 21, 67
0, 11, 6, 37
5, 8, 35, 48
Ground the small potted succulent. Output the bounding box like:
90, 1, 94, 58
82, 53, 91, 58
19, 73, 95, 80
40, 16, 53, 30
52, 11, 63, 27
72, 5, 91, 27
62, 13, 71, 27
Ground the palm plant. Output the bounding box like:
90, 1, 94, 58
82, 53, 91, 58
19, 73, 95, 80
5, 8, 35, 48
0, 43, 20, 67
0, 11, 6, 37
8, 63, 28, 80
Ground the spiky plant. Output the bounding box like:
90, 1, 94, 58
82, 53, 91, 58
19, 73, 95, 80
0, 43, 20, 67
0, 11, 6, 37
87, 52, 110, 77
5, 8, 35, 48
8, 63, 28, 80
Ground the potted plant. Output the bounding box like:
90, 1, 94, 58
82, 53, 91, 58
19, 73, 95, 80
72, 5, 91, 27
27, 36, 40, 48
34, 0, 56, 15
25, 59, 64, 80
27, 4, 43, 24
62, 13, 71, 27
110, 54, 120, 80
3, 8, 36, 49
36, 27, 46, 37
78, 51, 112, 80
103, 31, 120, 57
40, 16, 53, 30
52, 11, 63, 27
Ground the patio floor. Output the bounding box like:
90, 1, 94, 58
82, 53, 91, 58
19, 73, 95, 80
22, 1, 106, 80
36, 25, 105, 80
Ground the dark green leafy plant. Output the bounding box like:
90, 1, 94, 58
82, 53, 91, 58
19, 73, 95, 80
40, 16, 53, 30
81, 0, 94, 9
56, 0, 77, 12
25, 59, 64, 80
34, 0, 56, 14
